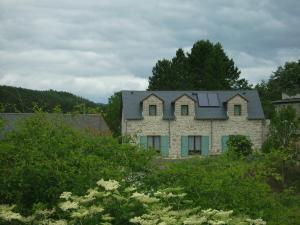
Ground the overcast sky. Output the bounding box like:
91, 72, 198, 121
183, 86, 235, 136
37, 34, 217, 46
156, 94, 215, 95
0, 0, 299, 103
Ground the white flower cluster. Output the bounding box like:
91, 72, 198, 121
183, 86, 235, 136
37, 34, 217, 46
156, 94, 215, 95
59, 200, 79, 211
97, 179, 120, 191
154, 190, 187, 199
0, 205, 24, 221
70, 205, 104, 219
131, 192, 160, 204
246, 218, 267, 225
0, 178, 266, 225
42, 219, 68, 225
0, 204, 33, 223
60, 191, 72, 200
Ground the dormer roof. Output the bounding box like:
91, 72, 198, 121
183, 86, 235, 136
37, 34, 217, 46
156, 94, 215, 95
122, 90, 265, 120
171, 94, 197, 103
140, 93, 164, 103
225, 93, 249, 102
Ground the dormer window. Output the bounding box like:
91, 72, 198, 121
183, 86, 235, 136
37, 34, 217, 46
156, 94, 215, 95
181, 105, 189, 116
234, 104, 242, 116
149, 105, 157, 116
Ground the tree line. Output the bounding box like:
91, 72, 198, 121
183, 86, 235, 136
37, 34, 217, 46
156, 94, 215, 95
0, 85, 104, 114
106, 40, 300, 135
0, 40, 299, 135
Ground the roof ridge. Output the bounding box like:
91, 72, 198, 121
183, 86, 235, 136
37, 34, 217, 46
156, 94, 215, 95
122, 90, 257, 92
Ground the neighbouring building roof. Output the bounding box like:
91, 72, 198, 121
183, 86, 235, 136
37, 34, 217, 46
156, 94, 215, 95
272, 98, 300, 104
0, 113, 110, 136
272, 92, 300, 105
122, 90, 265, 120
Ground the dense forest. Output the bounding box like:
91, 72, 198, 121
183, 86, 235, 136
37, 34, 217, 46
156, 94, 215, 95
0, 85, 104, 113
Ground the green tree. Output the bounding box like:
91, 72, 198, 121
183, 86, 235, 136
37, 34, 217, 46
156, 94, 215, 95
255, 81, 276, 119
265, 106, 299, 155
255, 60, 300, 118
148, 40, 249, 90
103, 92, 122, 136
0, 85, 102, 113
0, 112, 154, 212
271, 60, 300, 96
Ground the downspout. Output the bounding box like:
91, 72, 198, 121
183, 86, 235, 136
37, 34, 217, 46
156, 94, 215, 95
210, 119, 213, 152
168, 118, 171, 157
261, 119, 264, 145
168, 119, 171, 140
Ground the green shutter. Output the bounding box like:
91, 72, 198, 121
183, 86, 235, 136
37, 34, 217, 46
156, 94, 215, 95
140, 136, 147, 149
181, 136, 188, 157
201, 136, 209, 156
161, 136, 169, 157
221, 136, 229, 152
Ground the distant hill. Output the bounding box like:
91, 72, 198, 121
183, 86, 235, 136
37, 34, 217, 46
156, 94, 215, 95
0, 85, 104, 113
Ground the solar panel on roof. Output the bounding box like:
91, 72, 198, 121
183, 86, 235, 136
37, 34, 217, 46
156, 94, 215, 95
197, 93, 220, 107
197, 93, 209, 106
207, 93, 220, 107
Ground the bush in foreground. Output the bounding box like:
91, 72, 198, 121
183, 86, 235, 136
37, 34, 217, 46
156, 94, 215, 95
0, 179, 266, 225
143, 156, 300, 225
0, 112, 154, 212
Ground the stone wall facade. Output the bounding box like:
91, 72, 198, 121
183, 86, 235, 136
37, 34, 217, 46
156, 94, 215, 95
122, 95, 267, 159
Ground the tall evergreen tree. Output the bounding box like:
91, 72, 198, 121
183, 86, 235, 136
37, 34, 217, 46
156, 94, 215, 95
148, 40, 246, 90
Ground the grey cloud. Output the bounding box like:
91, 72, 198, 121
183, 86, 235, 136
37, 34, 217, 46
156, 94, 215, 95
0, 0, 299, 102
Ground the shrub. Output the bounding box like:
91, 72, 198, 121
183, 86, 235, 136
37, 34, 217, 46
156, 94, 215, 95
0, 179, 266, 225
0, 112, 154, 213
227, 135, 253, 158
263, 106, 299, 159
142, 156, 300, 225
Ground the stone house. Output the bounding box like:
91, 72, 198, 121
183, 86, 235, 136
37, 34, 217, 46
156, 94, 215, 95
122, 90, 267, 159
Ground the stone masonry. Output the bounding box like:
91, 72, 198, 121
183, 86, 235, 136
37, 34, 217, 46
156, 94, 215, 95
122, 94, 267, 159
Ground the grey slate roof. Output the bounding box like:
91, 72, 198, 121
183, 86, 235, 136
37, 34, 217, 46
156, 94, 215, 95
122, 90, 265, 120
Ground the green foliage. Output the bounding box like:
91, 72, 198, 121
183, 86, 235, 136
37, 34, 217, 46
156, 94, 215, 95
0, 113, 153, 212
264, 106, 299, 155
143, 156, 300, 225
227, 135, 253, 158
262, 106, 299, 189
0, 179, 266, 225
148, 40, 251, 91
255, 81, 275, 119
271, 60, 300, 96
255, 59, 300, 118
102, 92, 122, 137
1, 111, 300, 225
0, 85, 103, 113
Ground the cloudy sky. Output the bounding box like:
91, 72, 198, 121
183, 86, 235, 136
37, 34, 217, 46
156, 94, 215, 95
0, 0, 299, 103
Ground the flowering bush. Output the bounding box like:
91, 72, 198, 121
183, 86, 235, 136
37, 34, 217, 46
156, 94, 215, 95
0, 179, 266, 225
